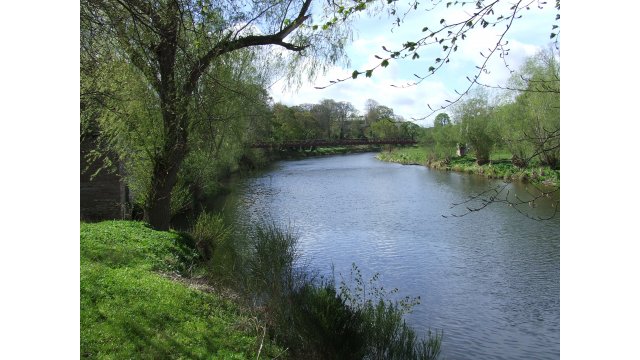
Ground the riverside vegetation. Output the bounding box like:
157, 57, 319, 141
378, 48, 559, 188
377, 147, 560, 187
81, 0, 558, 355
81, 216, 442, 359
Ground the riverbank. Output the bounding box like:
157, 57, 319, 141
377, 147, 560, 187
80, 221, 281, 358
81, 219, 441, 359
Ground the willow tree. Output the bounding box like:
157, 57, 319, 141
81, 0, 352, 229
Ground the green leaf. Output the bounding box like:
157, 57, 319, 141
381, 59, 389, 67
352, 70, 359, 79
428, 66, 435, 72
312, 25, 318, 30
365, 70, 373, 78
440, 19, 445, 24
550, 32, 556, 39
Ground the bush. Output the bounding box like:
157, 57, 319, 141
292, 283, 367, 360
190, 212, 232, 262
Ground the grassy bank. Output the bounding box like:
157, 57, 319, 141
80, 221, 280, 359
377, 146, 559, 186
82, 218, 442, 359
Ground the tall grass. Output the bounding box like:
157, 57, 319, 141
230, 222, 442, 360
340, 264, 442, 360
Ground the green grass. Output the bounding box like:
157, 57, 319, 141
81, 221, 279, 359
376, 147, 428, 165
378, 146, 559, 186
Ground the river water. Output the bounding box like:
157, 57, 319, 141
222, 152, 559, 360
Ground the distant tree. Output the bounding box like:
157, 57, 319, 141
400, 121, 421, 140
511, 49, 560, 169
432, 121, 460, 160
364, 99, 380, 126
454, 90, 496, 165
333, 101, 357, 139
434, 113, 451, 127
371, 119, 399, 140
313, 99, 338, 139
376, 105, 396, 122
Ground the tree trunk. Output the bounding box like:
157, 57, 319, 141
144, 184, 173, 231
476, 150, 490, 165
143, 99, 188, 230
143, 150, 184, 230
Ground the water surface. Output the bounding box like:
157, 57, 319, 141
224, 152, 559, 360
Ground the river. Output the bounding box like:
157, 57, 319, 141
221, 152, 560, 360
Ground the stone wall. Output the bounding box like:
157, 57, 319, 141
80, 133, 129, 221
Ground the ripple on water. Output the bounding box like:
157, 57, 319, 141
230, 153, 560, 360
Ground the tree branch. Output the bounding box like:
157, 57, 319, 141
183, 0, 312, 97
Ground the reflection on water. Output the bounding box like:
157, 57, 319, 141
223, 153, 559, 360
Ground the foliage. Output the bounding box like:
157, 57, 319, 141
453, 89, 498, 165
80, 221, 280, 359
190, 212, 232, 262
291, 282, 367, 360
371, 119, 401, 140
434, 113, 451, 127
432, 120, 460, 160
509, 48, 560, 168
264, 99, 420, 145
81, 0, 356, 229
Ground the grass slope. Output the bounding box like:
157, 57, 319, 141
80, 221, 277, 359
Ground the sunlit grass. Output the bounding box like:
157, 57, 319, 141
378, 147, 559, 186
80, 221, 279, 359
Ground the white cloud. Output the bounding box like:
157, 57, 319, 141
270, 60, 453, 127
269, 1, 556, 125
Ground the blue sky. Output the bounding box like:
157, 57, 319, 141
270, 1, 558, 127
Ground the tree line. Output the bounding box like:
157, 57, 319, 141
265, 98, 422, 143
421, 47, 560, 170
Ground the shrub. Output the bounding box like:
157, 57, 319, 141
292, 282, 367, 360
190, 212, 232, 262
